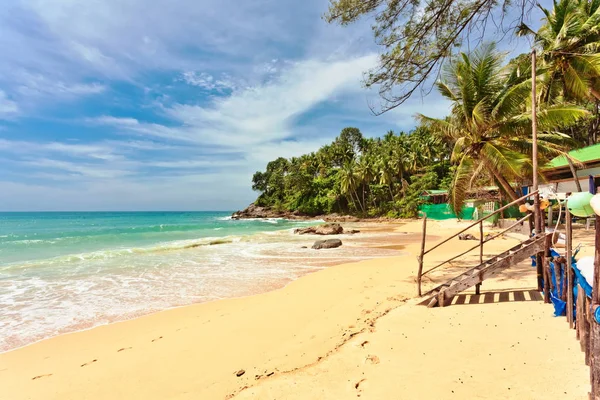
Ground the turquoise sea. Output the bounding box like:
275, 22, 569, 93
0, 212, 399, 352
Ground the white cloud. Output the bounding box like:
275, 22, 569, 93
181, 72, 237, 92
16, 72, 105, 98
0, 90, 19, 118
96, 54, 378, 149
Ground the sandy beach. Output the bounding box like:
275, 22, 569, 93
0, 219, 593, 399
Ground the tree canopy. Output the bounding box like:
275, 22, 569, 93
325, 0, 537, 114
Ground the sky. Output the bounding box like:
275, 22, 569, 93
0, 0, 544, 211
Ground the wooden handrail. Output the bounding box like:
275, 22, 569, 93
422, 190, 538, 256
420, 213, 533, 277
416, 190, 539, 296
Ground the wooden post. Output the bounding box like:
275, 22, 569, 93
567, 206, 574, 328
417, 215, 427, 297
531, 50, 541, 236
543, 256, 551, 304
578, 283, 584, 341
531, 50, 545, 295
585, 295, 591, 366
476, 221, 483, 295
590, 213, 600, 399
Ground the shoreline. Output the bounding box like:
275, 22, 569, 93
1, 219, 591, 399
1, 221, 410, 354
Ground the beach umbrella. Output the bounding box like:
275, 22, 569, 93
567, 192, 595, 217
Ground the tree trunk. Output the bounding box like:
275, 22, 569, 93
590, 87, 600, 102
567, 158, 582, 192
362, 185, 366, 212
388, 184, 394, 201
490, 169, 519, 202
353, 189, 365, 213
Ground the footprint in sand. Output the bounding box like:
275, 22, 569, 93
32, 374, 52, 380
117, 347, 132, 352
365, 355, 380, 364
80, 359, 97, 367
355, 379, 367, 397
151, 336, 163, 342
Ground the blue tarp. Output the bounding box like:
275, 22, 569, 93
535, 247, 591, 320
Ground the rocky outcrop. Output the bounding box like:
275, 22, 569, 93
322, 214, 360, 222
312, 239, 343, 249
231, 204, 304, 220
294, 223, 344, 235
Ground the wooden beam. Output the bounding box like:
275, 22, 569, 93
567, 206, 574, 328
417, 216, 427, 297
476, 221, 483, 295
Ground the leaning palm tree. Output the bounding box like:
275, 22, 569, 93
418, 43, 587, 215
519, 0, 600, 103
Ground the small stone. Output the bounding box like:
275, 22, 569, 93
235, 369, 245, 377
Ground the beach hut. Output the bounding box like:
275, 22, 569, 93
538, 143, 600, 196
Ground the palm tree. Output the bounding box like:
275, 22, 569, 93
418, 43, 587, 214
377, 159, 395, 201
356, 157, 376, 209
519, 0, 600, 103
339, 162, 364, 213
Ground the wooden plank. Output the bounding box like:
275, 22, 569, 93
514, 291, 525, 302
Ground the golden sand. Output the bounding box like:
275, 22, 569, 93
0, 219, 592, 399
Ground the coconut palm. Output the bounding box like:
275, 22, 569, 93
339, 162, 364, 212
519, 0, 600, 102
418, 43, 587, 214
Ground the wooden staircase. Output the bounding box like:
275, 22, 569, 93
420, 233, 549, 308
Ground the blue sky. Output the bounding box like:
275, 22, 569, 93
0, 0, 545, 211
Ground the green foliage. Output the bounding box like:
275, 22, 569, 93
325, 0, 538, 113
250, 0, 600, 218
250, 126, 450, 217
418, 43, 587, 214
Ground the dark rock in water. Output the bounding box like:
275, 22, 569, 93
294, 223, 344, 235
312, 239, 343, 249
458, 233, 478, 240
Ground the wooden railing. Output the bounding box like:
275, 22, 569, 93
416, 190, 539, 296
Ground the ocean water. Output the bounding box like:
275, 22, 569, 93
0, 212, 400, 352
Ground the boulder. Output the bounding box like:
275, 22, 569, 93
294, 223, 344, 235
315, 223, 344, 235
312, 239, 343, 249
